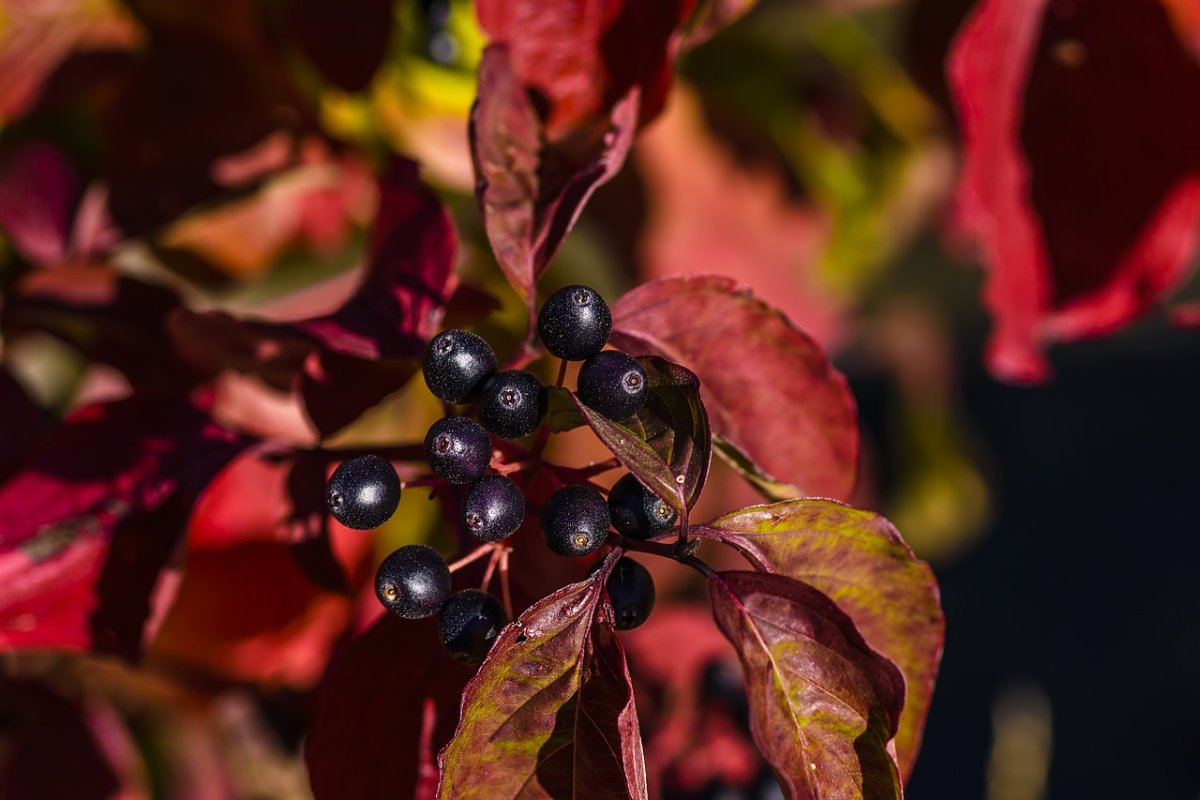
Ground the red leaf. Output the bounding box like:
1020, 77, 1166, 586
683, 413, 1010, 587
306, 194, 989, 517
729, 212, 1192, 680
696, 500, 944, 779
708, 571, 905, 800
284, 0, 394, 92
280, 454, 347, 594
570, 356, 711, 518
148, 450, 374, 687
0, 396, 248, 656
610, 275, 858, 501
437, 553, 648, 799
949, 0, 1200, 382
305, 614, 474, 800
475, 0, 693, 134
470, 45, 638, 309
168, 158, 455, 437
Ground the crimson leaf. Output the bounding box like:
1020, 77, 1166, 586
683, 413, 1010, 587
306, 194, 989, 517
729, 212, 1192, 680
570, 356, 711, 518
305, 614, 474, 800
708, 571, 905, 800
0, 396, 249, 656
695, 500, 943, 779
949, 0, 1200, 381
611, 275, 857, 501
471, 45, 638, 311
437, 552, 647, 799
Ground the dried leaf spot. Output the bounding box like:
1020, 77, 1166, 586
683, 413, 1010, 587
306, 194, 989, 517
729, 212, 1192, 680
22, 520, 88, 562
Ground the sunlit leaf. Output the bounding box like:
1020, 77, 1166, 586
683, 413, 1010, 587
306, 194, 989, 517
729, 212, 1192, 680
707, 571, 905, 800
696, 500, 943, 778
611, 275, 857, 501
437, 553, 647, 799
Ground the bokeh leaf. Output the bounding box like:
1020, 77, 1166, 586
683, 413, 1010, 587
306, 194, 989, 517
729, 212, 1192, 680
437, 552, 647, 800
571, 356, 711, 517
707, 571, 905, 800
611, 275, 857, 501
949, 0, 1200, 382
696, 500, 943, 779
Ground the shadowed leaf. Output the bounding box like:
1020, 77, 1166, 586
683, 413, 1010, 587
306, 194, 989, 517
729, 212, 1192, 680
280, 454, 347, 594
708, 571, 905, 800
285, 0, 394, 92
437, 552, 647, 799
306, 614, 474, 800
696, 500, 943, 779
611, 275, 856, 501
571, 356, 711, 517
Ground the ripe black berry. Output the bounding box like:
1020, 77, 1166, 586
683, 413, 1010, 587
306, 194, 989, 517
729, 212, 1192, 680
608, 473, 677, 540
425, 416, 492, 484
462, 475, 525, 542
423, 329, 497, 404
326, 455, 401, 530
478, 370, 547, 439
438, 589, 508, 663
541, 485, 611, 557
537, 284, 612, 361
576, 350, 647, 421
606, 556, 655, 630
374, 544, 451, 619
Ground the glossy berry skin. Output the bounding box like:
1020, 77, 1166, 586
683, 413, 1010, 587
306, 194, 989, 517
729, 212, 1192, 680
423, 329, 497, 404
605, 556, 655, 630
425, 416, 492, 484
374, 544, 451, 619
326, 455, 401, 530
478, 370, 547, 439
541, 485, 611, 558
576, 350, 647, 421
608, 473, 677, 539
537, 284, 612, 361
438, 589, 508, 663
462, 475, 525, 542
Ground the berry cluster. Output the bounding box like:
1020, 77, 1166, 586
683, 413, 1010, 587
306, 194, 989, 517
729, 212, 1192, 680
325, 285, 669, 663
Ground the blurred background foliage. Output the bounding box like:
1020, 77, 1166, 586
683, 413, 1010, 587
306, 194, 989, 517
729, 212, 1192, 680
1, 0, 1198, 798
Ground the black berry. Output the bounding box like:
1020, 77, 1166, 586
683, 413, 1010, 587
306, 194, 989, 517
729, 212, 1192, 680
608, 473, 677, 540
423, 329, 497, 404
462, 475, 525, 542
326, 455, 401, 530
425, 416, 492, 484
374, 544, 451, 619
576, 350, 647, 421
537, 284, 612, 361
541, 485, 611, 557
438, 589, 507, 663
478, 370, 547, 439
606, 556, 655, 630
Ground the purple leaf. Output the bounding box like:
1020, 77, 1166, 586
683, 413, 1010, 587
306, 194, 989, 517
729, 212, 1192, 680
437, 552, 648, 799
168, 158, 455, 437
0, 396, 249, 656
0, 142, 77, 265
305, 614, 475, 800
611, 275, 859, 501
470, 45, 638, 311
696, 500, 944, 779
571, 356, 711, 518
708, 571, 905, 800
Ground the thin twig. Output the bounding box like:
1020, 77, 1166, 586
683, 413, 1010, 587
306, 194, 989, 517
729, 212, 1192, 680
480, 545, 502, 591
447, 544, 495, 574
498, 549, 513, 620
